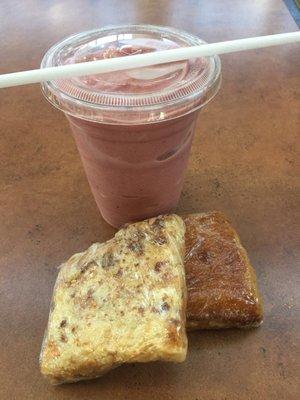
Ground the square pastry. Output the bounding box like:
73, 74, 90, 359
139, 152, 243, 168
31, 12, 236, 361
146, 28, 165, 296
184, 212, 263, 329
40, 215, 187, 384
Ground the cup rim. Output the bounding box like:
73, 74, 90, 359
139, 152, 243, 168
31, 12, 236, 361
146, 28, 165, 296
41, 24, 221, 124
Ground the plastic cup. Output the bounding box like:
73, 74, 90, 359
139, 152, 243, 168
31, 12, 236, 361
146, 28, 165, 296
41, 25, 221, 227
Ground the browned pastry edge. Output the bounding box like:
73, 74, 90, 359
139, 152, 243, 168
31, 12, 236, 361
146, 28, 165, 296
183, 211, 263, 330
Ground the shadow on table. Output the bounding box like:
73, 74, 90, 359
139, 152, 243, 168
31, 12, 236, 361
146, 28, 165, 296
54, 328, 259, 397
188, 327, 257, 350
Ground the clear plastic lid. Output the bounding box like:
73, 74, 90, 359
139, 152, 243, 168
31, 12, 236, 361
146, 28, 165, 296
41, 25, 221, 124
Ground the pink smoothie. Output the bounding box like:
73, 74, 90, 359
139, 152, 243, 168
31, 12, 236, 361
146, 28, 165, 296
67, 112, 197, 227
41, 25, 221, 227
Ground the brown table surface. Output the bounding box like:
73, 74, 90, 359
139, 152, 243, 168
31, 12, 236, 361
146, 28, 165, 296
1, 1, 299, 399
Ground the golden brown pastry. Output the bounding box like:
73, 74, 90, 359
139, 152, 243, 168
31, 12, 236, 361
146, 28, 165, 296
40, 215, 187, 384
183, 212, 263, 329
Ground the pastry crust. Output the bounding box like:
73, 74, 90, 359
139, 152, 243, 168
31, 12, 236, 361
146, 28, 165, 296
40, 215, 187, 384
183, 212, 263, 329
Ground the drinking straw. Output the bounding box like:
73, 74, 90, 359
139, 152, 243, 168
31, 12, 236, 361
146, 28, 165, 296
0, 32, 299, 89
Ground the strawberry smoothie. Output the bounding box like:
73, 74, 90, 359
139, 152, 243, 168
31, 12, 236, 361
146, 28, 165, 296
41, 25, 221, 227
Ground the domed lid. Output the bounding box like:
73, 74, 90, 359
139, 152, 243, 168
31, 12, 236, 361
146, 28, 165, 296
41, 24, 221, 124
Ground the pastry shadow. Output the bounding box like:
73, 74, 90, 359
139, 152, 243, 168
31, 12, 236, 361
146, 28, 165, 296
188, 326, 261, 350
54, 329, 261, 395
56, 360, 185, 394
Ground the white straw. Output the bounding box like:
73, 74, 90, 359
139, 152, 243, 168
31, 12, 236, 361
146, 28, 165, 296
0, 32, 299, 89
